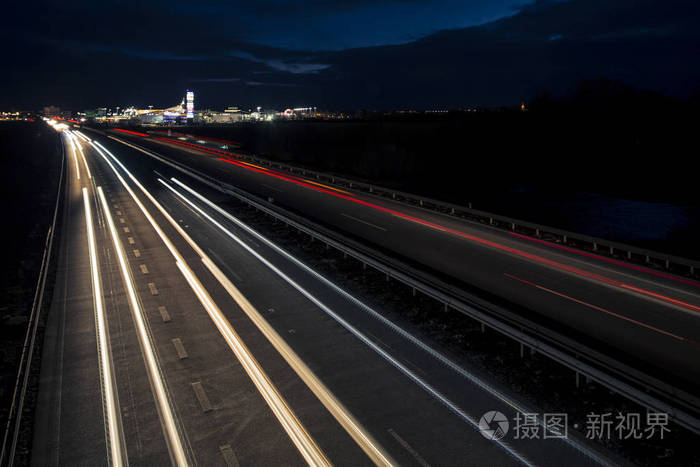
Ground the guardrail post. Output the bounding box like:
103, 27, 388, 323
369, 186, 373, 193
609, 245, 613, 255
645, 254, 650, 263
593, 242, 598, 252
535, 228, 540, 237
665, 258, 670, 269
419, 200, 423, 206
563, 235, 567, 243
468, 202, 472, 209
511, 223, 515, 231
627, 251, 632, 259
451, 207, 455, 214
349, 182, 353, 188
393, 193, 396, 199
691, 266, 695, 276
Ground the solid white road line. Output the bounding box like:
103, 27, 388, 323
97, 187, 188, 466
82, 188, 124, 467
91, 141, 330, 467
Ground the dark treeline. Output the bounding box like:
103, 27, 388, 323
158, 80, 698, 213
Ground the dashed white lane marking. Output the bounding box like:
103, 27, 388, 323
388, 429, 431, 467
341, 212, 387, 232
147, 283, 159, 295
97, 142, 334, 466
139, 264, 149, 274
119, 218, 125, 224
127, 237, 135, 245
219, 444, 240, 467
191, 382, 212, 412
172, 338, 188, 359
158, 306, 172, 323
123, 227, 130, 233
261, 183, 284, 193
133, 249, 141, 257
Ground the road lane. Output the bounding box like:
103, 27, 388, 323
92, 140, 334, 466
37, 128, 356, 466
32, 134, 109, 465
96, 186, 188, 466
110, 133, 700, 392
82, 187, 126, 466
83, 131, 621, 465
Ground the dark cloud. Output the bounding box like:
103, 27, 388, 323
228, 51, 330, 74
3, 0, 699, 110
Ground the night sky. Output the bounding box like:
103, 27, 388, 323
4, 0, 699, 110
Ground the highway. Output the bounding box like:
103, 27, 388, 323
26, 126, 626, 465
108, 130, 700, 393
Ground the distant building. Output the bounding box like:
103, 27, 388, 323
186, 90, 194, 121
42, 105, 61, 116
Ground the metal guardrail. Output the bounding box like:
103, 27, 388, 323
101, 126, 700, 278
1, 133, 66, 467
107, 134, 700, 436
236, 154, 700, 277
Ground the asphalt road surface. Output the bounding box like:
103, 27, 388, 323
111, 131, 700, 392
28, 127, 632, 465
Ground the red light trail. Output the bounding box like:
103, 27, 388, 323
113, 129, 150, 137
504, 273, 697, 344
217, 156, 700, 315
509, 232, 700, 288
115, 130, 700, 317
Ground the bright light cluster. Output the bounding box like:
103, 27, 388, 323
45, 118, 68, 131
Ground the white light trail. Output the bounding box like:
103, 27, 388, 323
82, 187, 124, 467
96, 186, 188, 467
67, 131, 91, 179
172, 181, 528, 406
107, 133, 607, 465
161, 179, 535, 467
66, 133, 80, 180
73, 130, 91, 143
90, 141, 330, 467
168, 177, 610, 466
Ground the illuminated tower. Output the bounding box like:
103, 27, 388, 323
186, 90, 194, 121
